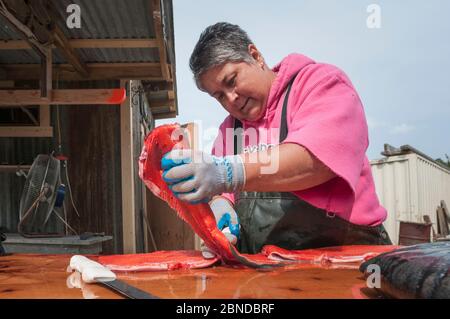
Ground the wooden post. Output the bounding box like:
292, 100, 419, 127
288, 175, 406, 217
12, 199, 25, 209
181, 122, 202, 250
40, 46, 52, 99
120, 80, 136, 253
39, 105, 50, 127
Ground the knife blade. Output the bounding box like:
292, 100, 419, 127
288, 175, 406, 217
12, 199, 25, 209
100, 279, 159, 299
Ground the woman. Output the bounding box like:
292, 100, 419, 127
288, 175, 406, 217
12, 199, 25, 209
161, 22, 392, 256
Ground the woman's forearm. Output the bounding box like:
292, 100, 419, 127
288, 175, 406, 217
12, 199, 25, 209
240, 143, 336, 192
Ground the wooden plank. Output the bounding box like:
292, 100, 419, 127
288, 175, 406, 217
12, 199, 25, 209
0, 164, 31, 173
152, 111, 177, 120
39, 104, 50, 127
2, 63, 162, 81
0, 126, 53, 137
151, 0, 170, 81
147, 89, 175, 100
441, 200, 450, 220
146, 189, 188, 251
0, 39, 158, 50
423, 215, 436, 241
398, 221, 432, 245
70, 38, 158, 49
0, 89, 126, 105
143, 81, 174, 92
437, 206, 449, 236
148, 99, 175, 108
40, 46, 52, 99
0, 80, 14, 88
120, 80, 136, 254
51, 26, 89, 78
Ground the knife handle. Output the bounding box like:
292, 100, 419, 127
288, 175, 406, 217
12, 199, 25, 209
69, 255, 117, 283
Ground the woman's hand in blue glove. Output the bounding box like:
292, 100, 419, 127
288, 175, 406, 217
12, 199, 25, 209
201, 196, 240, 259
161, 149, 245, 204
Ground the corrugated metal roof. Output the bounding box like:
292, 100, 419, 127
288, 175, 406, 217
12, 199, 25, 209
0, 49, 66, 64
0, 15, 22, 40
52, 0, 156, 40
0, 0, 169, 65
76, 48, 160, 63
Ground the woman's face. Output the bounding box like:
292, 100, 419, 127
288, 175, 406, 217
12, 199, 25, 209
198, 45, 275, 122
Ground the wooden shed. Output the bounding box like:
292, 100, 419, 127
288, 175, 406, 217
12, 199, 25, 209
0, 0, 194, 255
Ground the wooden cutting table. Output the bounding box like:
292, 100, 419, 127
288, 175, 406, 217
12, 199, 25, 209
0, 253, 383, 299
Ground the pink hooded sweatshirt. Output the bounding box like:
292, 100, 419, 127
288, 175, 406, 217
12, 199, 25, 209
212, 53, 387, 227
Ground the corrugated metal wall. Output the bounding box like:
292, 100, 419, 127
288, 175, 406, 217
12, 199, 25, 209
0, 137, 57, 233
370, 153, 450, 244
56, 80, 124, 254
0, 81, 125, 254
131, 80, 155, 253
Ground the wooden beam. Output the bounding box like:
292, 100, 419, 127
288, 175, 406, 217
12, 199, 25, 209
143, 81, 174, 92
147, 89, 175, 100
147, 90, 176, 110
2, 63, 162, 81
0, 89, 126, 105
39, 104, 50, 127
40, 45, 52, 99
151, 0, 170, 81
50, 25, 89, 78
152, 111, 177, 120
0, 39, 159, 50
148, 99, 175, 109
120, 80, 136, 253
0, 1, 53, 98
0, 164, 31, 173
0, 0, 48, 56
0, 126, 53, 137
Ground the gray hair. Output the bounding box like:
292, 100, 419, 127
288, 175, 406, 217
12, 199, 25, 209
189, 22, 255, 90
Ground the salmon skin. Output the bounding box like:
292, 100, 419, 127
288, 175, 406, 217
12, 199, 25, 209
136, 123, 400, 269
360, 241, 450, 299
263, 245, 400, 264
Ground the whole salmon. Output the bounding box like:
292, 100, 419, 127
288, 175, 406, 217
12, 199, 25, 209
360, 241, 450, 298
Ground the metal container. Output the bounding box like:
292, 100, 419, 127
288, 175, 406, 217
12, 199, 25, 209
370, 147, 450, 244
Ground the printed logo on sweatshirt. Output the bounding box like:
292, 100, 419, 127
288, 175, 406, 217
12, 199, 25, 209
243, 143, 275, 154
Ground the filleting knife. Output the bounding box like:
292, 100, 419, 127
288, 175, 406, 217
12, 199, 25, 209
69, 255, 159, 299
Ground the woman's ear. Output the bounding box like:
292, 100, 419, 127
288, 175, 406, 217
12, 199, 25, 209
248, 44, 264, 67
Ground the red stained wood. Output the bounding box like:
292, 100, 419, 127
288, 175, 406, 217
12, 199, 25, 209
0, 254, 383, 299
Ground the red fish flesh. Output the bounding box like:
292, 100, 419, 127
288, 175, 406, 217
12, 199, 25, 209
99, 245, 400, 272
126, 123, 400, 270
138, 123, 277, 268
99, 250, 219, 272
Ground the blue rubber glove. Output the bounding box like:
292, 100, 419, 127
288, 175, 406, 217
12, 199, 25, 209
161, 149, 245, 204
201, 197, 240, 259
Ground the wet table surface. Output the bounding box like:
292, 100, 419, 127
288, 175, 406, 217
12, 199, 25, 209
0, 253, 384, 299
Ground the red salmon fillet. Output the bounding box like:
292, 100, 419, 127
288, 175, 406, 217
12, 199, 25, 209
98, 124, 400, 271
